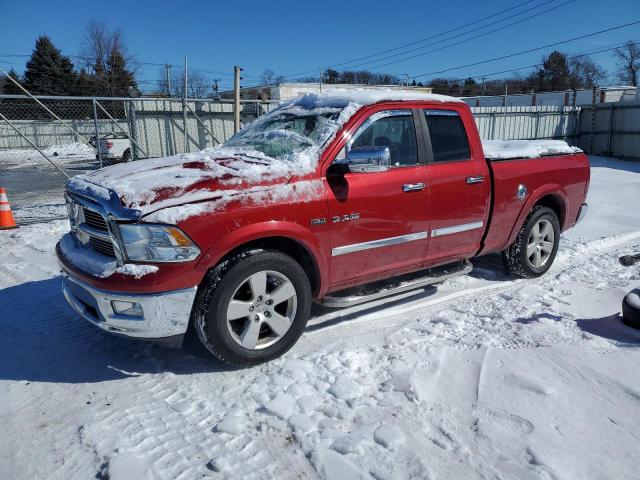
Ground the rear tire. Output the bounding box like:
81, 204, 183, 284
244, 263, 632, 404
503, 206, 560, 278
193, 250, 311, 367
121, 148, 131, 162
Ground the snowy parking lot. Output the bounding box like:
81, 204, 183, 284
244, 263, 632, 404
1, 155, 640, 479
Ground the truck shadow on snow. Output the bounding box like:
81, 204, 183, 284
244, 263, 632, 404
0, 278, 237, 384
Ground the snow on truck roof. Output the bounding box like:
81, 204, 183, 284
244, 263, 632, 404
286, 88, 463, 108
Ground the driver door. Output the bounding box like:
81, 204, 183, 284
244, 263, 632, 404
325, 109, 430, 287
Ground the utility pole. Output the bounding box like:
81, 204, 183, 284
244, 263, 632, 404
319, 66, 323, 93
502, 83, 509, 139
165, 64, 172, 96
183, 57, 188, 152
234, 66, 242, 133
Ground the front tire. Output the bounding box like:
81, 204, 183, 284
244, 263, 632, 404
194, 250, 311, 367
503, 206, 560, 278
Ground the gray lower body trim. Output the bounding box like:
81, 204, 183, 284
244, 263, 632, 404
332, 231, 428, 257
431, 221, 484, 238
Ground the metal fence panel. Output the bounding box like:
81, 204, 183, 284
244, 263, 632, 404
470, 105, 579, 141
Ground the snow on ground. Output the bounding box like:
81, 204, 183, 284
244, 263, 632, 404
0, 142, 95, 170
1, 156, 640, 479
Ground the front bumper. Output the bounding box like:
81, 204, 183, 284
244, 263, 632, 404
61, 268, 197, 344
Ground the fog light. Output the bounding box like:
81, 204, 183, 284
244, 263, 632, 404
111, 300, 143, 318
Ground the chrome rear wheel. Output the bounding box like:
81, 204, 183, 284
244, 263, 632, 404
526, 218, 555, 268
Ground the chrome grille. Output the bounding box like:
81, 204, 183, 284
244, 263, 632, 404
66, 199, 117, 258
83, 208, 108, 231
90, 236, 116, 257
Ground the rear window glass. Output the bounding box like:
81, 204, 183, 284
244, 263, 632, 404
423, 110, 471, 163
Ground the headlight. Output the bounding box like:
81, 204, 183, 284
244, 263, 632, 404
118, 224, 201, 262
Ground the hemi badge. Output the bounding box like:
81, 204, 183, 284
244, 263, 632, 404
311, 218, 326, 225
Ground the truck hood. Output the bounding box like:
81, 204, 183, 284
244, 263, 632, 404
68, 148, 306, 216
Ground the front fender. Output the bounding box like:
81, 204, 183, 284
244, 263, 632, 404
505, 184, 569, 248
194, 220, 329, 294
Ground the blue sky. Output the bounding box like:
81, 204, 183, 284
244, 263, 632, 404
0, 0, 638, 92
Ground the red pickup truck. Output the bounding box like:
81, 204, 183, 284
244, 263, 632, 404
57, 90, 590, 366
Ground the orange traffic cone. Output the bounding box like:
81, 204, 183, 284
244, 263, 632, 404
0, 188, 17, 229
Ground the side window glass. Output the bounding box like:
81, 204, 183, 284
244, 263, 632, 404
423, 110, 470, 163
347, 110, 418, 167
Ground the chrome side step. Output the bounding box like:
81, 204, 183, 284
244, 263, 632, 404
318, 261, 473, 308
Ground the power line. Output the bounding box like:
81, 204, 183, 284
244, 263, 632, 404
430, 40, 639, 86
282, 0, 545, 78
335, 0, 576, 74
406, 18, 640, 80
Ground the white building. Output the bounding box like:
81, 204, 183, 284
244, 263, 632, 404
221, 82, 433, 101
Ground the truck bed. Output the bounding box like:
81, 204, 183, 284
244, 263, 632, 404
480, 150, 590, 255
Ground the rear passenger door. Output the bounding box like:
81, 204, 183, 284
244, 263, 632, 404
420, 109, 491, 263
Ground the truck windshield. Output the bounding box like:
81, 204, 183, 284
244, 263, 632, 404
223, 107, 343, 161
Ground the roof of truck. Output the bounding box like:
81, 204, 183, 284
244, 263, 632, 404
285, 89, 464, 109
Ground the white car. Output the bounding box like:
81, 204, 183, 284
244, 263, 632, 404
91, 133, 132, 164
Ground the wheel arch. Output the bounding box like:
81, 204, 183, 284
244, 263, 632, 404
505, 185, 568, 249
195, 222, 326, 298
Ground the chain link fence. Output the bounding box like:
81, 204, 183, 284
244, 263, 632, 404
0, 94, 278, 224
2, 94, 638, 225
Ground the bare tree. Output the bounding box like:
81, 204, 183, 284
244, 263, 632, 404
158, 68, 213, 98
80, 20, 137, 96
261, 68, 284, 85
568, 55, 607, 90
615, 41, 640, 87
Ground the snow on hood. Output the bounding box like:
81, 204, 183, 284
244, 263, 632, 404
482, 140, 583, 160
70, 89, 460, 219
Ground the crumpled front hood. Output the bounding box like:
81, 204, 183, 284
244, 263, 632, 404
69, 148, 298, 215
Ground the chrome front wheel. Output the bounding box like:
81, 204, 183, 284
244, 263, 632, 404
226, 270, 298, 350
194, 250, 312, 367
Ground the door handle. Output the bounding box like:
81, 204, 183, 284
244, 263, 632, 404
466, 176, 484, 184
402, 182, 425, 192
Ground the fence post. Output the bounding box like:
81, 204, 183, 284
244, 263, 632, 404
234, 66, 241, 133
589, 86, 597, 154
183, 57, 189, 153
491, 112, 496, 140
127, 100, 139, 160
571, 90, 577, 146
92, 99, 103, 169
607, 105, 615, 156
534, 109, 540, 140
502, 84, 508, 139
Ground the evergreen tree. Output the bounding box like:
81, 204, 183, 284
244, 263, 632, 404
537, 51, 570, 91
106, 49, 137, 96
1, 68, 24, 94
23, 36, 76, 95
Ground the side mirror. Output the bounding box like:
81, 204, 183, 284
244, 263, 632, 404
344, 146, 390, 173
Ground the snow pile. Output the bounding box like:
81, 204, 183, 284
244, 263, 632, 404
482, 139, 582, 160
58, 233, 158, 278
